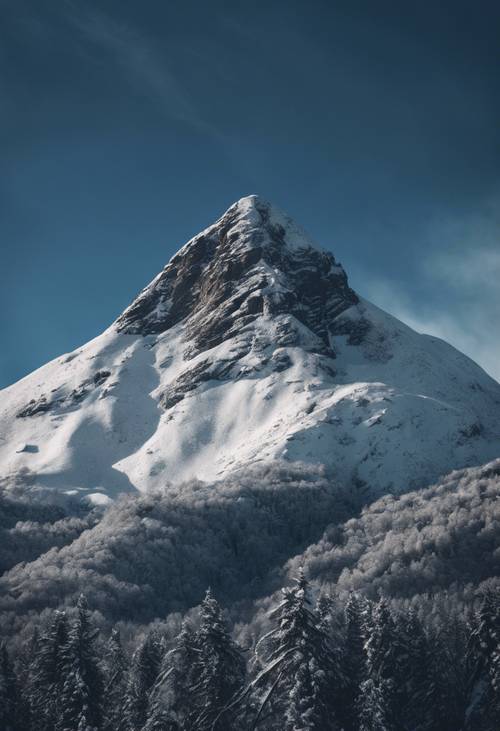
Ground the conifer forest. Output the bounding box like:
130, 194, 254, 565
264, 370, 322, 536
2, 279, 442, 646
2, 572, 500, 731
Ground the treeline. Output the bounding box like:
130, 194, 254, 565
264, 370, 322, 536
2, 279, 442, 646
2, 573, 500, 731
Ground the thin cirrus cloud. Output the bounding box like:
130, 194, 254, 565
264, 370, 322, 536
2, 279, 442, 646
363, 198, 500, 382
65, 3, 217, 138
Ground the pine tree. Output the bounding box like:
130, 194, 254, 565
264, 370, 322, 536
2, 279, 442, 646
16, 626, 40, 731
464, 589, 500, 730
0, 642, 19, 731
358, 677, 395, 731
342, 592, 368, 731
358, 598, 398, 731
103, 628, 128, 731
247, 571, 343, 730
56, 595, 103, 731
191, 589, 245, 731
124, 630, 162, 731
29, 611, 69, 731
285, 657, 327, 731
491, 636, 500, 726
316, 593, 334, 631
424, 629, 457, 731
145, 620, 198, 731
403, 609, 430, 730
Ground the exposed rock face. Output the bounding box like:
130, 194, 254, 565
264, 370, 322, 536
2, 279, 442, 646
1, 195, 500, 498
16, 371, 111, 418
116, 196, 359, 357
115, 196, 363, 411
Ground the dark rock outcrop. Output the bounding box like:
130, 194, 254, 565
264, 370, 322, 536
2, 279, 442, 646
115, 197, 361, 360
17, 371, 111, 418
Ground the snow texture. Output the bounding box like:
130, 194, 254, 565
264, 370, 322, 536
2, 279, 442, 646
1, 195, 500, 500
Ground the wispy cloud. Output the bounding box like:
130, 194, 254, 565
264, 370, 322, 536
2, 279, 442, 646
64, 3, 217, 137
363, 196, 500, 381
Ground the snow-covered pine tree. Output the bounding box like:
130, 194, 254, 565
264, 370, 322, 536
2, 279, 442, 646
250, 570, 343, 730
123, 630, 162, 731
402, 608, 430, 730
29, 610, 69, 731
0, 642, 19, 731
15, 626, 40, 731
358, 598, 398, 731
393, 610, 412, 712
491, 630, 500, 727
103, 628, 128, 731
56, 595, 103, 731
285, 657, 327, 731
316, 593, 334, 631
464, 589, 500, 730
191, 589, 245, 731
358, 676, 395, 731
424, 628, 458, 731
342, 592, 368, 731
145, 620, 198, 731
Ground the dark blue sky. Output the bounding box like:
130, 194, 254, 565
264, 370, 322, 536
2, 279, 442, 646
1, 0, 499, 387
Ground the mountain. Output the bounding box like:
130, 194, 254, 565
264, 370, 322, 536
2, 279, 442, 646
1, 195, 499, 503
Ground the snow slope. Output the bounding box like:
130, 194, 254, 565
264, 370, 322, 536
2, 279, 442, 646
1, 195, 499, 500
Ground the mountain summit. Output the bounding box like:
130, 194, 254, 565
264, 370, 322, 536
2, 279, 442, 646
115, 195, 358, 354
1, 197, 500, 502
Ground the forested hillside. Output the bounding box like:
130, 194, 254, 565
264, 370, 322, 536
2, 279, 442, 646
1, 459, 500, 729
2, 460, 500, 635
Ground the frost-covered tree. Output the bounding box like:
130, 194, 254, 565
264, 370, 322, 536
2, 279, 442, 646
191, 589, 245, 731
16, 627, 40, 731
145, 620, 198, 730
424, 630, 458, 731
29, 611, 69, 731
402, 609, 430, 730
0, 642, 19, 731
56, 595, 103, 731
285, 657, 328, 731
464, 590, 500, 730
103, 628, 128, 731
342, 592, 368, 730
358, 599, 398, 731
316, 592, 334, 630
248, 571, 343, 730
358, 677, 395, 731
124, 630, 162, 731
491, 641, 500, 726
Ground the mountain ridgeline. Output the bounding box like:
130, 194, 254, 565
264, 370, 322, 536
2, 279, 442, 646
1, 195, 499, 500
1, 196, 500, 729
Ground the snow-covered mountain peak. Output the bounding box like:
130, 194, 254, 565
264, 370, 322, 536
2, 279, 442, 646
115, 196, 355, 358
224, 194, 324, 252
1, 198, 500, 501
